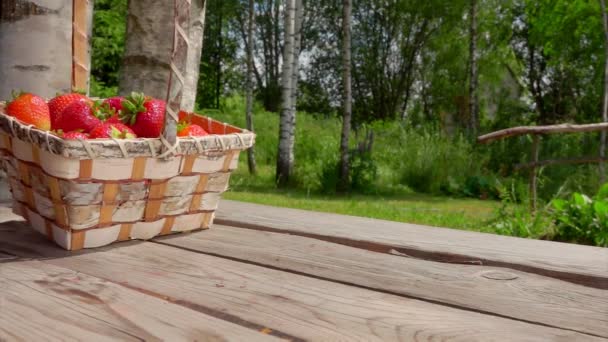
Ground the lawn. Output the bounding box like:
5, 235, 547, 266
224, 164, 501, 233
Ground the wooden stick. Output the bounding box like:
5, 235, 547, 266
515, 156, 608, 171
477, 122, 608, 144
162, 0, 191, 159
72, 0, 93, 94
529, 135, 540, 213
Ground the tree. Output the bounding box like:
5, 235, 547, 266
468, 0, 479, 136
0, 0, 81, 98
182, 0, 208, 112
245, 0, 257, 174
276, 0, 296, 186
338, 0, 352, 192
600, 0, 608, 183
119, 0, 173, 98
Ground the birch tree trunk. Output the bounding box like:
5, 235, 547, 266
245, 0, 257, 174
338, 0, 352, 192
599, 0, 608, 183
468, 0, 479, 136
276, 0, 296, 186
287, 0, 303, 169
181, 0, 207, 112
119, 0, 173, 98
0, 0, 74, 99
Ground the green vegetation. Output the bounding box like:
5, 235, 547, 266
89, 0, 608, 246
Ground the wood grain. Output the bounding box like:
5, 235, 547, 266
0, 260, 281, 342
0, 224, 600, 342
215, 200, 608, 288
156, 225, 608, 337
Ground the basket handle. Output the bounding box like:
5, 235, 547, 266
160, 0, 191, 158
71, 0, 190, 158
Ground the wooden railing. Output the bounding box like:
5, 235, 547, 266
477, 123, 608, 211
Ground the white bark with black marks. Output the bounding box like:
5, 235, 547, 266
245, 0, 257, 174
119, 0, 173, 98
181, 0, 208, 112
0, 0, 73, 99
468, 0, 479, 136
599, 0, 608, 183
339, 0, 352, 192
276, 0, 296, 186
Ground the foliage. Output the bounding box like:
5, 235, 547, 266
488, 181, 551, 238
90, 0, 127, 97
551, 184, 608, 247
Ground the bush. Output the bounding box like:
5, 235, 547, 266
488, 181, 551, 238
551, 184, 608, 247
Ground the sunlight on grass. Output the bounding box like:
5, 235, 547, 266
224, 163, 500, 232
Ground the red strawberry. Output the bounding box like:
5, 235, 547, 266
62, 131, 89, 140
6, 93, 51, 131
89, 122, 136, 139
121, 92, 166, 138
55, 101, 110, 133
177, 123, 209, 137
48, 93, 89, 129
103, 96, 124, 113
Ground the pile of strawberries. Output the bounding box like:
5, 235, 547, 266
3, 92, 210, 140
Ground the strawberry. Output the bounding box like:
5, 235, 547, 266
177, 123, 209, 137
121, 92, 166, 138
55, 100, 111, 133
62, 131, 89, 140
103, 96, 125, 124
89, 122, 136, 139
103, 96, 124, 113
48, 93, 89, 129
6, 92, 51, 131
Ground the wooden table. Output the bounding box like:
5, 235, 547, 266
0, 200, 606, 341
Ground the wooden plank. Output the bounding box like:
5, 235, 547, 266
156, 225, 608, 338
0, 224, 600, 341
215, 200, 608, 288
0, 260, 281, 342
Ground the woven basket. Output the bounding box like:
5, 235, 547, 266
0, 104, 254, 250
0, 0, 254, 250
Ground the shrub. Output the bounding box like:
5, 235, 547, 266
551, 184, 608, 247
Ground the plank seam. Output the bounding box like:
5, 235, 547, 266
152, 238, 608, 339
214, 218, 608, 290
30, 258, 304, 342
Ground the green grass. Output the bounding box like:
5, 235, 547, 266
223, 164, 500, 232
204, 96, 508, 233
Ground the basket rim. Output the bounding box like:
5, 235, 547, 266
0, 102, 255, 160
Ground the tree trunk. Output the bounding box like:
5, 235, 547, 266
468, 0, 479, 136
119, 0, 173, 98
599, 0, 608, 183
276, 0, 296, 186
0, 0, 74, 99
215, 1, 223, 109
246, 0, 257, 174
338, 0, 352, 192
287, 0, 303, 166
181, 0, 207, 112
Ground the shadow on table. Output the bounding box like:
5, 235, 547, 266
0, 219, 149, 262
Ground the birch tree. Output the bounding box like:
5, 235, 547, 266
276, 0, 296, 186
245, 0, 257, 174
182, 0, 208, 112
0, 0, 75, 99
338, 0, 352, 192
468, 0, 479, 136
119, 0, 173, 98
288, 0, 304, 168
600, 0, 608, 183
